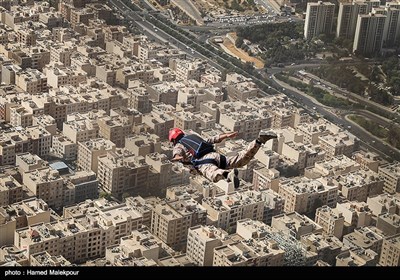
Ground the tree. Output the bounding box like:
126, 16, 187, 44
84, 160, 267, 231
235, 37, 244, 48
99, 192, 112, 201
122, 192, 131, 202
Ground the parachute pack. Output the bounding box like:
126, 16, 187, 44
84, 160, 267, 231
179, 134, 215, 159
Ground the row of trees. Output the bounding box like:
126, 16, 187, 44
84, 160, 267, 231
275, 73, 355, 109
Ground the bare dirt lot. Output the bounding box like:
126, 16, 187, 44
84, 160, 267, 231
220, 33, 265, 69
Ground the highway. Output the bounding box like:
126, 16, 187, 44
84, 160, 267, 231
269, 75, 400, 161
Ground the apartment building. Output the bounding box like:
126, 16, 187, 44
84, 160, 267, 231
124, 134, 161, 157
151, 199, 207, 250
62, 113, 100, 143
376, 213, 400, 236
319, 132, 359, 160
352, 150, 381, 172
15, 152, 46, 174
169, 58, 206, 82
146, 82, 179, 107
300, 233, 345, 266
336, 0, 380, 38
278, 177, 338, 215
305, 155, 360, 179
0, 198, 50, 246
315, 205, 344, 238
97, 116, 132, 148
0, 175, 23, 207
339, 170, 384, 202
260, 189, 284, 225
186, 225, 228, 266
77, 138, 116, 174
353, 13, 386, 55
64, 171, 98, 204
23, 167, 64, 209
52, 135, 77, 161
367, 193, 400, 216
336, 248, 378, 266
105, 226, 162, 265
202, 190, 264, 231
378, 162, 400, 194
126, 87, 152, 114
271, 212, 323, 240
343, 226, 385, 256
379, 233, 400, 266
304, 1, 335, 39
97, 151, 149, 197
45, 65, 87, 88
15, 69, 48, 94
336, 201, 373, 228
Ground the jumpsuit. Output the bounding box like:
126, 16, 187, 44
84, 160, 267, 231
172, 134, 262, 182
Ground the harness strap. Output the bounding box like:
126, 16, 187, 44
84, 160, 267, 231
192, 154, 228, 169
192, 158, 218, 167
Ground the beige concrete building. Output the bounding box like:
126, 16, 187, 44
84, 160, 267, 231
124, 133, 161, 157
0, 175, 23, 207
45, 64, 87, 89
142, 110, 174, 140
336, 201, 373, 228
186, 225, 228, 266
30, 251, 71, 266
125, 196, 153, 228
116, 64, 154, 87
62, 113, 100, 143
0, 245, 29, 266
23, 167, 64, 209
15, 152, 46, 174
97, 151, 149, 197
126, 86, 152, 114
272, 212, 323, 240
296, 121, 330, 145
97, 115, 132, 148
9, 105, 33, 128
0, 198, 50, 246
0, 126, 52, 166
343, 226, 384, 257
353, 13, 386, 55
106, 226, 162, 264
376, 213, 400, 236
218, 102, 271, 142
50, 41, 76, 66
379, 233, 400, 266
336, 248, 378, 266
151, 199, 207, 250
254, 148, 280, 170
304, 1, 335, 39
315, 205, 344, 238
304, 155, 360, 179
64, 171, 98, 204
77, 138, 116, 174
169, 58, 206, 82
261, 189, 285, 225
378, 162, 400, 194
145, 153, 173, 190
32, 115, 57, 136
300, 233, 346, 266
352, 150, 381, 172
15, 69, 48, 94
147, 81, 179, 107
52, 135, 77, 161
335, 170, 384, 202
319, 132, 359, 160
367, 193, 400, 216
226, 74, 260, 101
202, 190, 265, 232
278, 177, 338, 215
252, 167, 280, 192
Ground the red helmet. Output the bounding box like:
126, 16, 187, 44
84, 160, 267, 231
169, 128, 184, 142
